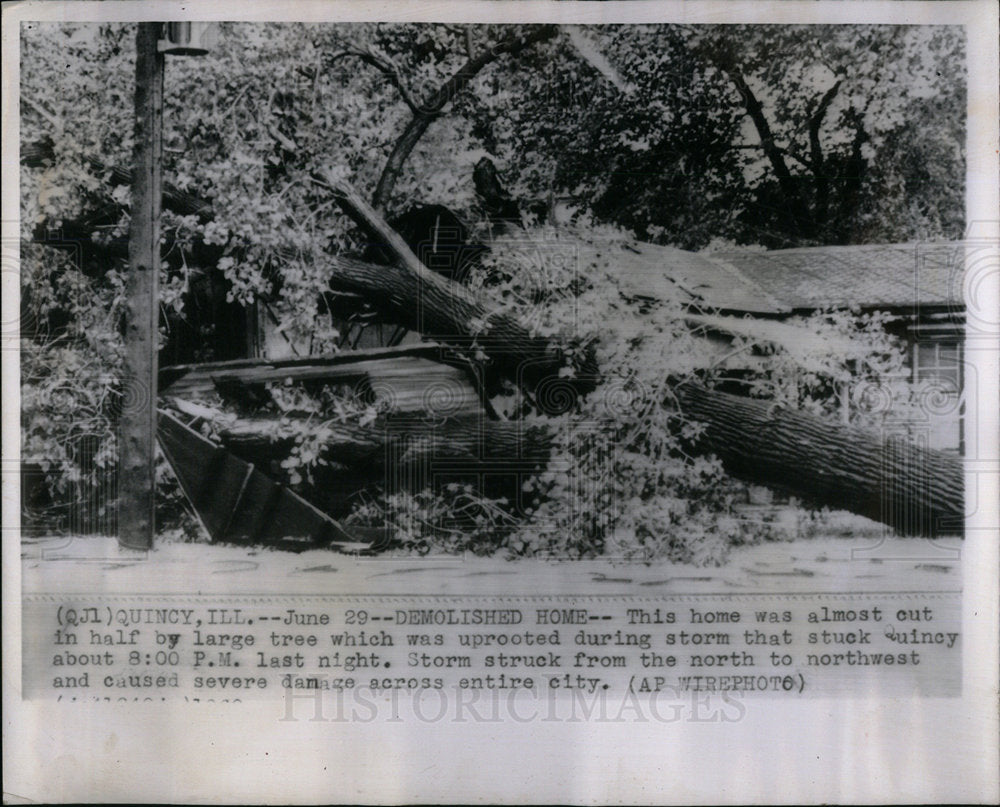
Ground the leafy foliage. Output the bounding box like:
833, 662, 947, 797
456, 226, 920, 562
22, 23, 965, 314
475, 24, 965, 248
347, 485, 519, 556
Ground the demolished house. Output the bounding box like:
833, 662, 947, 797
156, 229, 966, 550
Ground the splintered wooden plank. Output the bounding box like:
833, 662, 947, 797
157, 409, 374, 552
162, 354, 482, 415
159, 343, 454, 394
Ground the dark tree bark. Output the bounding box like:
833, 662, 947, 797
807, 80, 842, 232
317, 173, 596, 394
717, 62, 806, 236
674, 384, 964, 537
711, 47, 872, 245
220, 414, 553, 467
323, 252, 565, 389
836, 109, 869, 237
211, 381, 964, 537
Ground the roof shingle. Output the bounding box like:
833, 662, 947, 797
711, 242, 964, 311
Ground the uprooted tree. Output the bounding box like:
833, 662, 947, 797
268, 181, 966, 540
19, 22, 965, 558
22, 152, 965, 552
145, 170, 961, 545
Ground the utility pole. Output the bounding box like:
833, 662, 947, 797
119, 22, 164, 550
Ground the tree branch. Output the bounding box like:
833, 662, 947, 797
310, 172, 593, 393
327, 45, 422, 115
370, 24, 559, 213
808, 79, 842, 231
312, 169, 443, 282
714, 58, 808, 235
22, 138, 216, 222
726, 72, 797, 191
729, 142, 812, 170
21, 94, 63, 130
836, 107, 869, 235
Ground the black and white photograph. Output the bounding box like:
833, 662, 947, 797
13, 16, 973, 573
4, 1, 998, 803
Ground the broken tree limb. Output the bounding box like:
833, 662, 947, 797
674, 383, 964, 537
216, 412, 553, 515
22, 138, 215, 221
26, 193, 571, 393
315, 169, 441, 281
25, 151, 582, 394
325, 253, 569, 390
370, 24, 559, 212
209, 377, 963, 537
316, 175, 593, 392
219, 414, 553, 468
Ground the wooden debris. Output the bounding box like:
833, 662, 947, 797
157, 409, 388, 552
160, 344, 484, 416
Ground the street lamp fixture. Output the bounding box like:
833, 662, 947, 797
158, 22, 219, 56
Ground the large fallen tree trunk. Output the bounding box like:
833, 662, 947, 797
316, 186, 964, 536
220, 415, 553, 466
324, 253, 567, 389
675, 384, 964, 537
318, 172, 587, 391
212, 381, 963, 537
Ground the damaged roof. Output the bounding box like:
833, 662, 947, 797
607, 242, 785, 314
710, 242, 964, 311
600, 241, 963, 316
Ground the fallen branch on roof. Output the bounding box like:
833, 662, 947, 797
316, 173, 596, 395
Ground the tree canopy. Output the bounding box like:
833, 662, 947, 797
23, 22, 964, 242
472, 24, 965, 248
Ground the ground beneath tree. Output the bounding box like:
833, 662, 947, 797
21, 534, 961, 596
